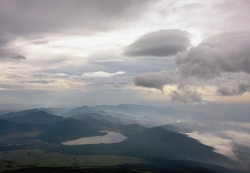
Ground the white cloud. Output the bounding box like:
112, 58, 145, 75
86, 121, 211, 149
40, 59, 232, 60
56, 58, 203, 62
186, 131, 236, 158
82, 71, 125, 78
56, 73, 68, 76
221, 130, 250, 147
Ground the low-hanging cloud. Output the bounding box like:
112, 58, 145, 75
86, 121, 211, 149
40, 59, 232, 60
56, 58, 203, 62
186, 131, 236, 158
133, 70, 178, 91
221, 130, 250, 147
125, 29, 190, 57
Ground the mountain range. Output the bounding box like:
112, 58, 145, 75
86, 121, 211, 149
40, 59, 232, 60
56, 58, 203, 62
0, 105, 247, 172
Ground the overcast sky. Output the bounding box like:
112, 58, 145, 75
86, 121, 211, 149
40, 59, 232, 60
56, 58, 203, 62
1, 0, 250, 107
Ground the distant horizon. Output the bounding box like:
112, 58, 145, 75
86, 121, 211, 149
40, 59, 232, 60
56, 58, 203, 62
0, 101, 250, 110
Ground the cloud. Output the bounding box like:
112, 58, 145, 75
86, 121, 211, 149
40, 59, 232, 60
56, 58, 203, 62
176, 31, 250, 80
221, 130, 250, 147
133, 70, 177, 91
227, 122, 250, 129
169, 88, 203, 104
131, 31, 250, 102
20, 80, 54, 84
0, 0, 154, 40
0, 51, 26, 61
186, 131, 236, 158
217, 84, 250, 96
124, 29, 190, 57
82, 71, 125, 78
10, 53, 26, 60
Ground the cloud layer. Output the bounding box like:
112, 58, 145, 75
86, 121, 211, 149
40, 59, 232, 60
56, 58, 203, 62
0, 0, 154, 39
186, 131, 236, 158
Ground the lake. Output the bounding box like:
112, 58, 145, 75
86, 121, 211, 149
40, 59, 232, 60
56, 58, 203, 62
62, 131, 127, 145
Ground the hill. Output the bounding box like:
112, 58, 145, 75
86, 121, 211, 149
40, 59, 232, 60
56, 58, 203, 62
63, 105, 100, 117
0, 109, 41, 119
114, 125, 236, 168
93, 104, 179, 117
38, 118, 106, 143
160, 124, 192, 133
4, 111, 65, 124
0, 119, 47, 135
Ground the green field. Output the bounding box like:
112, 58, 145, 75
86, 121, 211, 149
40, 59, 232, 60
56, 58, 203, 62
0, 149, 143, 172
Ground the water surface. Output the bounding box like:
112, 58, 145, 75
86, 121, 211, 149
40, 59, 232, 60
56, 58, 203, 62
62, 131, 127, 145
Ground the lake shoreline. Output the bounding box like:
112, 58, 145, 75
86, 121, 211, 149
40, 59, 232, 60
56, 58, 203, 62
62, 131, 127, 145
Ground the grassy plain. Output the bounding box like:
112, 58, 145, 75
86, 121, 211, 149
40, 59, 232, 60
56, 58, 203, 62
0, 149, 143, 172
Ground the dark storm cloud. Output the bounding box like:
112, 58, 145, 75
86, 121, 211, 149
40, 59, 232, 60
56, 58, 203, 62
0, 0, 154, 40
124, 30, 190, 57
133, 71, 177, 91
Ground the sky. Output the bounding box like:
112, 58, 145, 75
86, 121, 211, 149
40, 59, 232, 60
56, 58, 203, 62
1, 0, 250, 107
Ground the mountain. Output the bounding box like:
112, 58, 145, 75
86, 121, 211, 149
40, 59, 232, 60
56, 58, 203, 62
0, 108, 69, 119
0, 109, 41, 119
115, 125, 236, 168
65, 104, 181, 127
72, 113, 119, 130
0, 110, 17, 116
3, 111, 65, 124
160, 124, 192, 133
39, 118, 106, 143
93, 104, 182, 126
64, 106, 137, 125
63, 105, 101, 117
73, 113, 122, 123
93, 104, 179, 117
0, 119, 47, 135
39, 108, 70, 116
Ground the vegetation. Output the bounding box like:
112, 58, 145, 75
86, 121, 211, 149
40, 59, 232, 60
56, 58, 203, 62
0, 149, 143, 172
